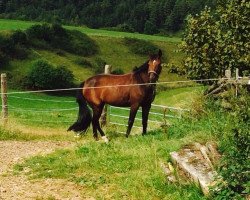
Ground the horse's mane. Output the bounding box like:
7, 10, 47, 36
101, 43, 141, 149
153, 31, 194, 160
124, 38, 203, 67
132, 52, 160, 74
132, 61, 149, 74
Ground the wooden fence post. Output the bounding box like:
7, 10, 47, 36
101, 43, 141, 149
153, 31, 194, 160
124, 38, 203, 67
100, 65, 112, 127
235, 68, 239, 97
225, 69, 231, 79
1, 73, 8, 124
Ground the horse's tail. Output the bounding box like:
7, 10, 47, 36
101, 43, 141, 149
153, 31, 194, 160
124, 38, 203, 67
67, 82, 92, 133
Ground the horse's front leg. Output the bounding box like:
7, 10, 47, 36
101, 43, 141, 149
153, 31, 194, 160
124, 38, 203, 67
142, 104, 151, 135
92, 104, 105, 141
126, 104, 139, 138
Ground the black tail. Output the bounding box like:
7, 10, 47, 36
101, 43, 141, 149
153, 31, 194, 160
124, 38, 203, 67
68, 82, 92, 133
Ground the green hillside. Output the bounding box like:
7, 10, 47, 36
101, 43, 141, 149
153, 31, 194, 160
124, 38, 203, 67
0, 19, 186, 89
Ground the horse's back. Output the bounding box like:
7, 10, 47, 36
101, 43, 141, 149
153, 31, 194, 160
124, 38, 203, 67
82, 73, 144, 106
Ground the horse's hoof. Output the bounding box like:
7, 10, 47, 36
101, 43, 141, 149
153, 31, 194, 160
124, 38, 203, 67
101, 136, 109, 143
74, 133, 81, 138
94, 136, 99, 141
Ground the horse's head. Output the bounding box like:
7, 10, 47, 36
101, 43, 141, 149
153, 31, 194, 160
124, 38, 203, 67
148, 49, 162, 83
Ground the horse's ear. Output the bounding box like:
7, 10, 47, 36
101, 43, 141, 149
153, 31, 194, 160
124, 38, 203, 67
158, 49, 162, 58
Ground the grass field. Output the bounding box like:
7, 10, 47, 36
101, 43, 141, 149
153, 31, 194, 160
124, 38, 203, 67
0, 87, 210, 200
0, 18, 210, 199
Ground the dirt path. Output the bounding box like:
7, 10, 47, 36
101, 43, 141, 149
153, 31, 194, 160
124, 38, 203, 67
0, 141, 95, 200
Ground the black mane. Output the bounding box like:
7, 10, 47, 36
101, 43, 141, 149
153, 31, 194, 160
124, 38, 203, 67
132, 61, 149, 74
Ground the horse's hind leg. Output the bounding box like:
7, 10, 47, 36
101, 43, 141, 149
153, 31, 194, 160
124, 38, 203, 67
92, 104, 105, 140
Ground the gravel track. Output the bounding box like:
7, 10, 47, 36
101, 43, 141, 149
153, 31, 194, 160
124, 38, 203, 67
0, 141, 94, 200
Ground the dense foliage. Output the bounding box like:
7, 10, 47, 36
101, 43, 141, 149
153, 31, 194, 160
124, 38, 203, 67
0, 30, 28, 65
24, 59, 75, 90
211, 89, 250, 200
0, 23, 98, 68
123, 37, 159, 56
181, 0, 250, 80
0, 0, 215, 34
26, 23, 98, 56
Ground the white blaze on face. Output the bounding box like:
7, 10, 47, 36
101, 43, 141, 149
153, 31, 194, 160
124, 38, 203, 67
153, 60, 157, 65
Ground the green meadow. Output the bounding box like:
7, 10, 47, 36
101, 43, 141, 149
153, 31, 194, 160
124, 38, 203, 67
0, 19, 211, 199
2, 86, 210, 200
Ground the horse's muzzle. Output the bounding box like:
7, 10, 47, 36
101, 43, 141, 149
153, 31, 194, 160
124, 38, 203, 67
149, 72, 158, 83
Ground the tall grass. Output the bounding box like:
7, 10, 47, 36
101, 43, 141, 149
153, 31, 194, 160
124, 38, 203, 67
14, 130, 207, 200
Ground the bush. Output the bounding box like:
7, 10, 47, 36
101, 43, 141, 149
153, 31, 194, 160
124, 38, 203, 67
24, 59, 74, 90
167, 63, 185, 75
0, 34, 14, 65
52, 65, 75, 89
74, 58, 92, 68
26, 24, 52, 41
212, 90, 250, 199
123, 37, 158, 56
11, 30, 28, 46
26, 23, 98, 56
93, 57, 106, 74
0, 31, 29, 65
181, 1, 250, 80
111, 68, 124, 75
67, 30, 98, 56
0, 51, 8, 66
0, 34, 15, 55
112, 23, 135, 33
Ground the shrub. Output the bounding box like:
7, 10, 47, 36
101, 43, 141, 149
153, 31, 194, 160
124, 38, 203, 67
74, 58, 92, 68
24, 59, 74, 90
123, 37, 158, 56
68, 30, 98, 56
0, 51, 8, 66
111, 68, 124, 75
211, 89, 250, 199
26, 24, 52, 41
0, 34, 15, 55
181, 1, 250, 80
0, 31, 29, 65
11, 30, 28, 46
52, 65, 75, 89
114, 23, 135, 33
0, 34, 14, 65
26, 23, 98, 56
93, 57, 106, 74
167, 63, 186, 76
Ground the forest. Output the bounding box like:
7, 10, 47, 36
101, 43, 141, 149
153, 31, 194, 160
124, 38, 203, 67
0, 0, 216, 34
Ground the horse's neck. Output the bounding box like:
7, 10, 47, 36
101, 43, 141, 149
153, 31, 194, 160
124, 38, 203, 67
135, 71, 149, 83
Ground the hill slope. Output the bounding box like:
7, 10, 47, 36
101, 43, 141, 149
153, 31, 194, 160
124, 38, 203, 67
0, 20, 186, 89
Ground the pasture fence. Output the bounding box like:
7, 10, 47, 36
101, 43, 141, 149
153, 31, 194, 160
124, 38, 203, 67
0, 68, 249, 131
1, 74, 7, 125
108, 104, 189, 134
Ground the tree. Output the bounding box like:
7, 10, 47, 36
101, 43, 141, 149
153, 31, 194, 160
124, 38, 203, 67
144, 20, 157, 34
24, 60, 74, 89
181, 0, 250, 80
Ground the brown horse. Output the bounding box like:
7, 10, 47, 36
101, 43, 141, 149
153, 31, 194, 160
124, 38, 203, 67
68, 49, 162, 141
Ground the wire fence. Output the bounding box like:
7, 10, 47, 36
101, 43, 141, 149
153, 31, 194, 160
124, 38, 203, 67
3, 92, 189, 129
1, 77, 225, 95
1, 73, 248, 131
0, 78, 198, 129
108, 104, 189, 134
